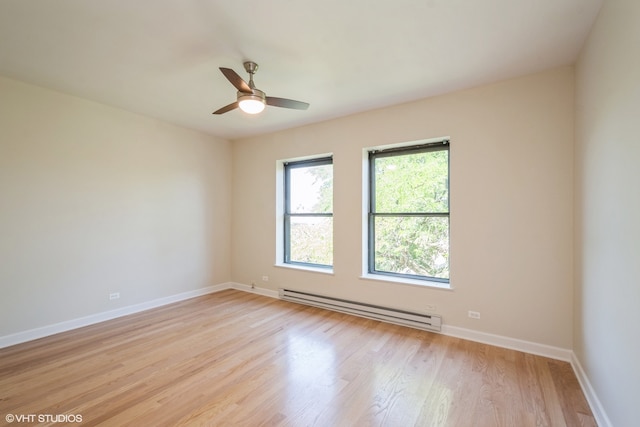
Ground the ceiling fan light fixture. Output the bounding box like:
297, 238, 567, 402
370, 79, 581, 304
213, 63, 308, 115
238, 93, 266, 114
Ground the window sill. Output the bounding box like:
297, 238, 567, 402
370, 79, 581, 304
359, 273, 453, 291
275, 263, 334, 275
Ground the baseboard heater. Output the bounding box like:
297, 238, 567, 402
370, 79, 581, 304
279, 288, 441, 332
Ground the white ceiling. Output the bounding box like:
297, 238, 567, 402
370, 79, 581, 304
0, 0, 602, 140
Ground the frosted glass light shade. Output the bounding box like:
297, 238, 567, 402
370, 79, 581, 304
238, 96, 265, 114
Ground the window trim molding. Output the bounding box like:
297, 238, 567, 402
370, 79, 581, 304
364, 138, 451, 285
277, 154, 334, 270
359, 273, 453, 291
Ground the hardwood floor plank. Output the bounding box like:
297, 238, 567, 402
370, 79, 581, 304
548, 359, 598, 427
0, 290, 595, 426
517, 352, 555, 426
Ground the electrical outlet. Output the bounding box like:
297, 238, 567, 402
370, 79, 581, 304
109, 292, 120, 300
262, 275, 269, 282
468, 310, 481, 319
425, 304, 437, 312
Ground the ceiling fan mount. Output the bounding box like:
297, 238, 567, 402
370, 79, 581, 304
213, 61, 309, 115
243, 61, 259, 76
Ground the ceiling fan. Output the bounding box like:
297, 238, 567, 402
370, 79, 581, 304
213, 61, 310, 115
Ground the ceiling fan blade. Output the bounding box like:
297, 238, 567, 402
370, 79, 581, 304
266, 97, 310, 110
212, 102, 239, 115
219, 68, 252, 93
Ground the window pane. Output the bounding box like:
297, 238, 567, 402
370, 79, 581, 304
289, 216, 333, 265
374, 216, 449, 279
289, 164, 333, 214
375, 150, 448, 213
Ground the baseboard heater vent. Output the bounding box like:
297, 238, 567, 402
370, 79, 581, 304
279, 289, 441, 332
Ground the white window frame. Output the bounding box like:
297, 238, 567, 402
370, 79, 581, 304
275, 154, 334, 274
361, 138, 451, 289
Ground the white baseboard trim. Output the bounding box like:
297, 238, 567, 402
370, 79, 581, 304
0, 282, 233, 349
229, 283, 575, 363
230, 283, 574, 363
571, 353, 612, 427
440, 325, 573, 362
0, 281, 607, 427
228, 282, 280, 299
1, 282, 571, 362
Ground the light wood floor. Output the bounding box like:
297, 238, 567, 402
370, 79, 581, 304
1, 290, 595, 426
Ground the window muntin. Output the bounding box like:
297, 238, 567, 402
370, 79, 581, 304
368, 142, 449, 282
284, 157, 333, 268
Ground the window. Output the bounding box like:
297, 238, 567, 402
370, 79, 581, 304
284, 157, 333, 268
368, 141, 449, 283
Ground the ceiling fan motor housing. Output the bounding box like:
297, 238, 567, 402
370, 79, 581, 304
238, 88, 265, 100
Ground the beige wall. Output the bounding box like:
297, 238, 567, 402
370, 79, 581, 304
232, 66, 575, 349
0, 66, 577, 352
0, 76, 231, 337
575, 0, 640, 425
